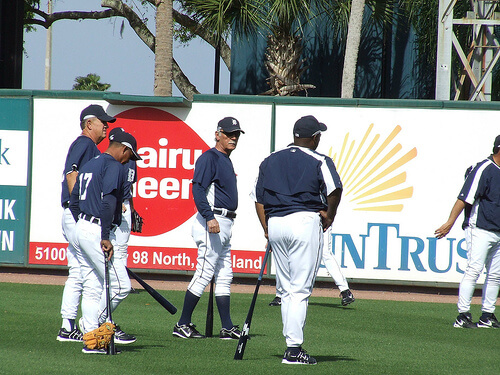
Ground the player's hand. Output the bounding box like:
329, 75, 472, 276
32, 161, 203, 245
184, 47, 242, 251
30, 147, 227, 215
207, 218, 220, 233
100, 240, 114, 260
434, 222, 453, 239
319, 210, 333, 232
122, 203, 127, 213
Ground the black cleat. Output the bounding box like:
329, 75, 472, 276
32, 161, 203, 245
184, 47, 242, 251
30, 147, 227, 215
477, 313, 500, 328
282, 347, 317, 365
340, 289, 355, 306
56, 327, 83, 342
219, 326, 242, 340
453, 312, 477, 328
269, 296, 282, 306
114, 325, 136, 344
173, 323, 206, 339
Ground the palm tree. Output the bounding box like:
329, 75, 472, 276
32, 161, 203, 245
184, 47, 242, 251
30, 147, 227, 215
181, 0, 335, 96
154, 0, 173, 96
341, 0, 365, 98
72, 73, 111, 91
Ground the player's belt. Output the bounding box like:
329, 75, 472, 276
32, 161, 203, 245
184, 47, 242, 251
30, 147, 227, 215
213, 208, 237, 219
79, 213, 101, 225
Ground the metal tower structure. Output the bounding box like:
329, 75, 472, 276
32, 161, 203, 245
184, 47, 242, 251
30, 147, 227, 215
436, 0, 500, 100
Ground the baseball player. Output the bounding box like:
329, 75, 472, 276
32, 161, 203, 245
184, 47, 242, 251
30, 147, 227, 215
57, 104, 115, 342
435, 135, 500, 328
269, 230, 355, 307
173, 117, 244, 340
69, 131, 141, 354
253, 115, 342, 365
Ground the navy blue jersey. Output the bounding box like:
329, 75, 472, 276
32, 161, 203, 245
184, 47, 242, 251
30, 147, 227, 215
459, 156, 500, 231
254, 145, 342, 217
192, 148, 238, 221
70, 153, 125, 239
61, 135, 100, 206
122, 160, 137, 200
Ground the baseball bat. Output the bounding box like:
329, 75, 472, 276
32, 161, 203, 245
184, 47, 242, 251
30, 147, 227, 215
104, 255, 117, 355
234, 243, 271, 360
126, 267, 177, 315
205, 277, 214, 337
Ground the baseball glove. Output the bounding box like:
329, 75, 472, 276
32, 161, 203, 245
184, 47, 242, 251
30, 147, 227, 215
131, 210, 144, 233
83, 322, 116, 349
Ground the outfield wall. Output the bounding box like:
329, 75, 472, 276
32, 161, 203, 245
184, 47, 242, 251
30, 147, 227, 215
1, 91, 499, 287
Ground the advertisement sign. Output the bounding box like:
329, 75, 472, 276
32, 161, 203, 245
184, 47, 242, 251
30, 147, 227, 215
274, 106, 496, 285
0, 97, 31, 265
28, 99, 272, 273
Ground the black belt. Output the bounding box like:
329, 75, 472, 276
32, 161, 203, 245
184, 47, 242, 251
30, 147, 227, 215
213, 208, 237, 219
63, 201, 70, 208
79, 213, 101, 225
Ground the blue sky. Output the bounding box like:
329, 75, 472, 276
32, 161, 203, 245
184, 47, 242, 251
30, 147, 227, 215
22, 0, 230, 97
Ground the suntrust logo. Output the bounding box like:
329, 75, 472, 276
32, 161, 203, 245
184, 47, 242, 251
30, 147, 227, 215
104, 107, 210, 236
329, 124, 417, 212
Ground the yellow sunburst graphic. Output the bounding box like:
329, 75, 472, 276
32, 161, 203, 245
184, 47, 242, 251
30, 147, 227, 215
329, 124, 417, 212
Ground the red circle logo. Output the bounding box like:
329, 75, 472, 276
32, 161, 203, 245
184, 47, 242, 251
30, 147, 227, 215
101, 107, 210, 236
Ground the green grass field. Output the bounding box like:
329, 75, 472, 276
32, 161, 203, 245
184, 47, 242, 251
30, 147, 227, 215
0, 282, 499, 375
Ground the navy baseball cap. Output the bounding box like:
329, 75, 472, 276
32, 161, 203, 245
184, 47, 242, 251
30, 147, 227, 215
493, 135, 500, 153
108, 127, 125, 139
111, 131, 142, 161
293, 115, 327, 138
80, 104, 116, 123
217, 117, 245, 133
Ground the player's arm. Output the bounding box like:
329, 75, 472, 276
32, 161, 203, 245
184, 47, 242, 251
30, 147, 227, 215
69, 176, 81, 222
66, 170, 78, 194
434, 199, 466, 239
320, 188, 342, 232
254, 202, 268, 239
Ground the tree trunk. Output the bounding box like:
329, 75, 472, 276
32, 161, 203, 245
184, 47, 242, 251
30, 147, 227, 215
341, 0, 365, 98
154, 0, 173, 96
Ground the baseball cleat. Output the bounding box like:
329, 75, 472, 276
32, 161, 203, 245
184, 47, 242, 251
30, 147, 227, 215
172, 323, 206, 339
219, 326, 242, 340
340, 289, 355, 306
114, 325, 136, 344
282, 347, 317, 365
453, 312, 477, 328
269, 296, 281, 306
56, 327, 83, 342
82, 346, 121, 354
477, 313, 500, 328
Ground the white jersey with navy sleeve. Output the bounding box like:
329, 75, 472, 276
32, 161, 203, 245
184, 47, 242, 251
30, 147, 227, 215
458, 156, 500, 232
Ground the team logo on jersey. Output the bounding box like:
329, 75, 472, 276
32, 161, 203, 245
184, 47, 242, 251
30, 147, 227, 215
105, 107, 210, 236
329, 124, 417, 212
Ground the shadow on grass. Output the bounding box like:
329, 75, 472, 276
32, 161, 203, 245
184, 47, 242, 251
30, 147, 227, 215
309, 301, 355, 309
272, 354, 355, 363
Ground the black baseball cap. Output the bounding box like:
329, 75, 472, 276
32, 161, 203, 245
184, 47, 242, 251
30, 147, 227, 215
80, 104, 116, 123
493, 135, 500, 153
111, 131, 142, 161
217, 117, 245, 134
293, 115, 327, 138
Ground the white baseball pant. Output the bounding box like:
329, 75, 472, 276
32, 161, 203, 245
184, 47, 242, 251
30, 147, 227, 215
458, 226, 500, 314
269, 211, 323, 347
60, 208, 83, 320
188, 213, 233, 297
75, 219, 130, 332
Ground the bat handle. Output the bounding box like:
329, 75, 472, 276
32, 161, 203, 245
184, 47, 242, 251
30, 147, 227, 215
105, 256, 117, 355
